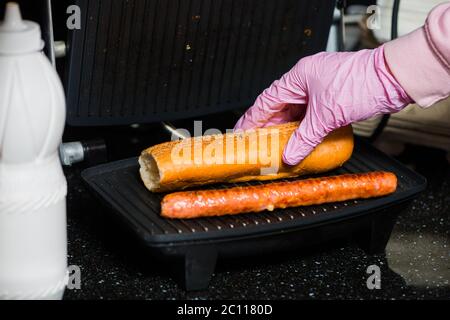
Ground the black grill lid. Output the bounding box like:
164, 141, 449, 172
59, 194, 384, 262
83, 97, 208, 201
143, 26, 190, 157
65, 0, 335, 126
81, 138, 427, 244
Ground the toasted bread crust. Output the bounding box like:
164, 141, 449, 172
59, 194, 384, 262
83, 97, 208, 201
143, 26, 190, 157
139, 122, 354, 192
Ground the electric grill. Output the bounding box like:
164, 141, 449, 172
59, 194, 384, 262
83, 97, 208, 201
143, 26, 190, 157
81, 139, 426, 290
60, 0, 427, 290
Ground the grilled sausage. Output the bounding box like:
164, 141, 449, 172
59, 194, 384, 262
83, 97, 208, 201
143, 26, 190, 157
161, 172, 397, 219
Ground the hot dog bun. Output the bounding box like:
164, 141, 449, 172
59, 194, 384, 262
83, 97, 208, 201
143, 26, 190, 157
139, 122, 354, 192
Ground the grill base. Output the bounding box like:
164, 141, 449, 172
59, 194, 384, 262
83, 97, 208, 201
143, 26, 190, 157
81, 138, 426, 290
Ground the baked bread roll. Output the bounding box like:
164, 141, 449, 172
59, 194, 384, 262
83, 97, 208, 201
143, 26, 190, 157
139, 122, 354, 192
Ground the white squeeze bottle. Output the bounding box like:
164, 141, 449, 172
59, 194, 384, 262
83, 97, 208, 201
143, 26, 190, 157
0, 3, 67, 299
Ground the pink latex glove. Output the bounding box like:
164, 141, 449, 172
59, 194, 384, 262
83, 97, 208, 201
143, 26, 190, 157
234, 46, 412, 165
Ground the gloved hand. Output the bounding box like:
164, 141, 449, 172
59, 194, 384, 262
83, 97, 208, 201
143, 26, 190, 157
234, 46, 412, 165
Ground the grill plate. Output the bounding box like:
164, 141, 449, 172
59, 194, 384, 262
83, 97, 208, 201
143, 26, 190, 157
65, 0, 335, 126
82, 138, 425, 243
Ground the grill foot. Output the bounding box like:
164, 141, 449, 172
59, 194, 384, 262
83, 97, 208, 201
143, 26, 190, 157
358, 209, 400, 254
173, 246, 218, 291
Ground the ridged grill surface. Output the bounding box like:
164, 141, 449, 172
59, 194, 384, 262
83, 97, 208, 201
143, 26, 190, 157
82, 139, 427, 244
66, 0, 335, 125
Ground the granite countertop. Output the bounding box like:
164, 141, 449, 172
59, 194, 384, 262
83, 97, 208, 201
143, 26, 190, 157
62, 116, 449, 300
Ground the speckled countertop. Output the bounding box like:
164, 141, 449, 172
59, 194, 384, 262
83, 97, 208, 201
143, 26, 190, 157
62, 117, 449, 300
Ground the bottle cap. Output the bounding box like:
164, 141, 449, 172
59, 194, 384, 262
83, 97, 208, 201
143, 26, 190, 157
0, 2, 44, 55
